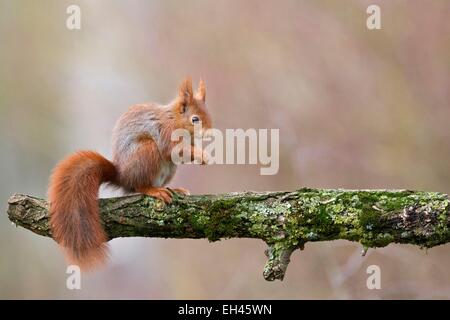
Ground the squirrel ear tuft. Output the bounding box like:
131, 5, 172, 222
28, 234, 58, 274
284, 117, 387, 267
196, 78, 206, 102
179, 77, 194, 105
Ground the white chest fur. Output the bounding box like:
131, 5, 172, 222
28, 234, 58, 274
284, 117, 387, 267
154, 161, 176, 187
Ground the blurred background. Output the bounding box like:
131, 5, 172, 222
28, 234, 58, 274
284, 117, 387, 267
0, 0, 449, 299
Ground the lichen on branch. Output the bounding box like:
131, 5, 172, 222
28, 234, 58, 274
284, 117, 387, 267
7, 188, 450, 281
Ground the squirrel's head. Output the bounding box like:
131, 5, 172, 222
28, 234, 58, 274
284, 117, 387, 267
173, 77, 212, 136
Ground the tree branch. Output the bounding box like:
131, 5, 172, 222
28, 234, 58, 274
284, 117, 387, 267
7, 188, 450, 281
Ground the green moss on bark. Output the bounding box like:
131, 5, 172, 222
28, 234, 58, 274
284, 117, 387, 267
7, 188, 450, 281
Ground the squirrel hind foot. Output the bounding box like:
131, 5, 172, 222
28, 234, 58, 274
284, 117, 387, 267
139, 187, 174, 204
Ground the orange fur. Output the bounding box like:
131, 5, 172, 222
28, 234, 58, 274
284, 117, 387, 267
48, 78, 212, 270
136, 186, 174, 204
48, 151, 116, 270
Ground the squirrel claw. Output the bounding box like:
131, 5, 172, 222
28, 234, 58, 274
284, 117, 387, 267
171, 187, 190, 196
140, 187, 173, 204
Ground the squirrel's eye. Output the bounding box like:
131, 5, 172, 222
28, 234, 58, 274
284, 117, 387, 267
191, 115, 200, 124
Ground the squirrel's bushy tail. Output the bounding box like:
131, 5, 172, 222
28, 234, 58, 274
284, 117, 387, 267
48, 151, 116, 270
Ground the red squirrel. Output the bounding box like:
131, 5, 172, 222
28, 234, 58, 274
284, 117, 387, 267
48, 78, 212, 270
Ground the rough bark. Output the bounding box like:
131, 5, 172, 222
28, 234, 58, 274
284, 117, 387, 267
7, 188, 450, 281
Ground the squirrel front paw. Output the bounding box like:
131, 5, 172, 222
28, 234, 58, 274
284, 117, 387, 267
201, 151, 212, 165
192, 148, 212, 165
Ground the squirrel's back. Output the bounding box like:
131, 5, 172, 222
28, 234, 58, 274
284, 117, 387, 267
112, 104, 163, 159
111, 103, 176, 191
